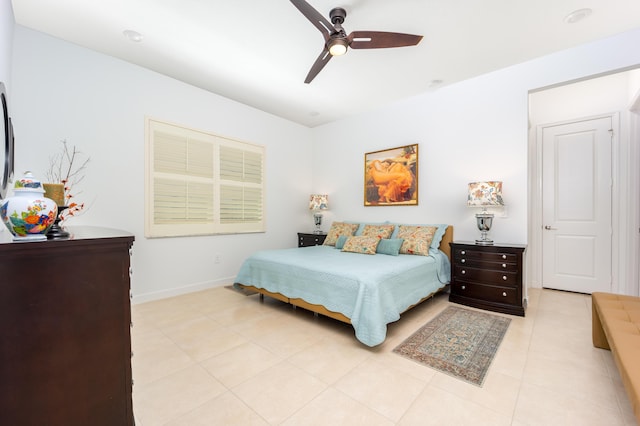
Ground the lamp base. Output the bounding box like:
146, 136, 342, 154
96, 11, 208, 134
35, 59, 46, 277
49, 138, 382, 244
313, 212, 323, 234
475, 238, 494, 245
475, 211, 494, 246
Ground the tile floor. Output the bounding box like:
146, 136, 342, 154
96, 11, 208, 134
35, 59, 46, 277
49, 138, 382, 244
131, 286, 637, 425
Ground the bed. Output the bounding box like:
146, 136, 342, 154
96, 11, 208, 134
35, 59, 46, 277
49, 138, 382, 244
235, 223, 453, 347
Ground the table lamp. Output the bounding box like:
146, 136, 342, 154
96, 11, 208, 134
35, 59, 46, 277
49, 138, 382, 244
467, 181, 503, 245
309, 194, 328, 234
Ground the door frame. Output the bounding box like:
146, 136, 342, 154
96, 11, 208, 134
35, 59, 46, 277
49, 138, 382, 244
528, 112, 623, 294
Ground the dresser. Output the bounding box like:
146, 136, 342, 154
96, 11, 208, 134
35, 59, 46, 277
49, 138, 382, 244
449, 242, 526, 316
298, 232, 327, 247
0, 227, 135, 426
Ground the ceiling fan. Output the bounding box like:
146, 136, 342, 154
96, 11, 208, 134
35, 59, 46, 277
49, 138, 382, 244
290, 0, 423, 83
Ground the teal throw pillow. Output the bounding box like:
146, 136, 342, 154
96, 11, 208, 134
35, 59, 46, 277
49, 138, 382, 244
376, 238, 404, 256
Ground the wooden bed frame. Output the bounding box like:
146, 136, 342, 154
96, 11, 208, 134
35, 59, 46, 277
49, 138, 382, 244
237, 225, 453, 324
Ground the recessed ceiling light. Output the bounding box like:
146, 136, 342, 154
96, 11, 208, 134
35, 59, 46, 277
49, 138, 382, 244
564, 8, 592, 24
123, 30, 143, 42
309, 111, 320, 117
429, 79, 443, 88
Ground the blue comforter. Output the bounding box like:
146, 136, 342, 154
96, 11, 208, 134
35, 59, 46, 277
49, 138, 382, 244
235, 245, 450, 346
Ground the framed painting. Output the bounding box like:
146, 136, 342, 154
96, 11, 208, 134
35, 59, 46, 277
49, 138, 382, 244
364, 144, 418, 206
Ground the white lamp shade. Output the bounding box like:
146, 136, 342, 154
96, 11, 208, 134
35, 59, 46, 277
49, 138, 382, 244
467, 181, 504, 207
309, 194, 329, 210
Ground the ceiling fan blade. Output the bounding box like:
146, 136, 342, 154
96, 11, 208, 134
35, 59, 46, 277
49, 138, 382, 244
290, 0, 335, 41
348, 31, 423, 49
304, 48, 332, 84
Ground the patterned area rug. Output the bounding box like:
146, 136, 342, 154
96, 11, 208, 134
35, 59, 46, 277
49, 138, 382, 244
393, 305, 511, 386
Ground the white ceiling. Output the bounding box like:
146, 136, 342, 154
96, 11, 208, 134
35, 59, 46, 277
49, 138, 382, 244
11, 0, 640, 127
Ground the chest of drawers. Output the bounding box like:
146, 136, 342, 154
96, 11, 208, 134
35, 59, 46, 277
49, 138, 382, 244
449, 242, 526, 316
0, 227, 135, 425
298, 232, 327, 247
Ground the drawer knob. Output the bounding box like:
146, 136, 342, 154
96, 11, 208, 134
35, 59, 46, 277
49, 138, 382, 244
502, 263, 507, 268
461, 270, 466, 274
461, 285, 466, 290
503, 275, 507, 281
461, 259, 465, 263
502, 254, 507, 259
461, 250, 465, 255
502, 292, 507, 297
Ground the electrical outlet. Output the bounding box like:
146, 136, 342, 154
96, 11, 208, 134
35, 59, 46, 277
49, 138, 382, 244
499, 206, 509, 218
214, 254, 221, 264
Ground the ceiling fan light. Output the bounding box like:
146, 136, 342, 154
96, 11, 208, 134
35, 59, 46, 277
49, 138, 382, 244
328, 38, 348, 56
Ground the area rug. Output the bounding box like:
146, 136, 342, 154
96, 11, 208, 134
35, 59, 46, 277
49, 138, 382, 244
393, 305, 511, 386
224, 284, 259, 296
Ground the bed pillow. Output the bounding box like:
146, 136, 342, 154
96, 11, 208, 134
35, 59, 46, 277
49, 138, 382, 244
341, 236, 380, 255
361, 224, 395, 239
391, 223, 448, 250
428, 224, 449, 250
376, 238, 404, 256
396, 225, 438, 256
323, 222, 359, 246
352, 221, 390, 236
335, 235, 349, 249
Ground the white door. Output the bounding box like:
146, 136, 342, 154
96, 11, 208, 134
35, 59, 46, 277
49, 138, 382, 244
541, 116, 613, 294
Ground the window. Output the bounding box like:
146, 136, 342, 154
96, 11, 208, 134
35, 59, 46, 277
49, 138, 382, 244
145, 118, 265, 237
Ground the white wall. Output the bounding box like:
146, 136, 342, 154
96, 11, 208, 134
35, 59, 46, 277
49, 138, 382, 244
9, 26, 313, 302
312, 29, 640, 250
7, 19, 640, 300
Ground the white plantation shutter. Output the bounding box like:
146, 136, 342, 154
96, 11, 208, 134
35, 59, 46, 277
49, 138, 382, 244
145, 118, 265, 237
219, 146, 263, 225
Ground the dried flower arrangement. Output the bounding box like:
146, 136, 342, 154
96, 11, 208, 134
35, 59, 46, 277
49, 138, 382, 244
46, 140, 90, 222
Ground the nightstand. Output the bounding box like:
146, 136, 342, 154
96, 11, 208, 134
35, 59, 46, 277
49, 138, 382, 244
298, 232, 327, 247
449, 242, 526, 316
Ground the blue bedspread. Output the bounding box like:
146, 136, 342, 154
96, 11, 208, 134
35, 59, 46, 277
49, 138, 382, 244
234, 246, 450, 346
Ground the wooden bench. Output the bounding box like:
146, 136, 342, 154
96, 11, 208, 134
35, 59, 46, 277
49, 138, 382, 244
592, 292, 640, 424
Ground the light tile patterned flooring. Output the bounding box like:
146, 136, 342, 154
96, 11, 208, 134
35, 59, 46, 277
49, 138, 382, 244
131, 287, 637, 425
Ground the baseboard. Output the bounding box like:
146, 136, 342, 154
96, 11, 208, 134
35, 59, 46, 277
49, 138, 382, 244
131, 276, 235, 304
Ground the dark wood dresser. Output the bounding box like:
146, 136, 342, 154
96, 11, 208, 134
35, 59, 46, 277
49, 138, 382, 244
0, 227, 135, 426
298, 232, 327, 247
449, 241, 526, 316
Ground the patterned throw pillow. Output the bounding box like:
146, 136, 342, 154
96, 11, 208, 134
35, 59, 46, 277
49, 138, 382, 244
396, 225, 438, 255
323, 222, 359, 246
361, 224, 395, 239
341, 236, 380, 255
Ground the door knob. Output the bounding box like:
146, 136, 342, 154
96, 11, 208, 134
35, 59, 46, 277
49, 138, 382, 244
544, 225, 557, 230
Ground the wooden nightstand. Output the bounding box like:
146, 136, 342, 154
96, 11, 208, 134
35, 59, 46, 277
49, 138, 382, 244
298, 232, 327, 247
449, 242, 526, 316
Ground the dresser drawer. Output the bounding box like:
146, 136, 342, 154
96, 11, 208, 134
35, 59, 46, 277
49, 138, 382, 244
451, 281, 519, 306
455, 257, 517, 272
454, 248, 518, 264
453, 265, 518, 286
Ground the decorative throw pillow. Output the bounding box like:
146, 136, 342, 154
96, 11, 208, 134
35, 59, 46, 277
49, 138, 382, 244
323, 222, 359, 246
342, 236, 380, 255
390, 223, 448, 249
376, 238, 404, 256
396, 225, 438, 256
361, 224, 395, 239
